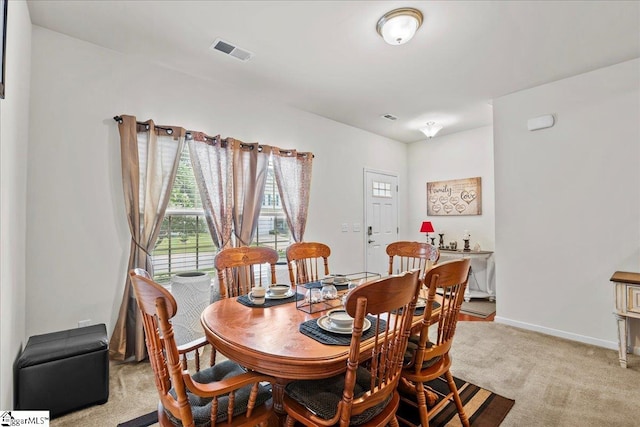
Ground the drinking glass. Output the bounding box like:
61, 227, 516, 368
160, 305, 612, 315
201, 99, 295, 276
342, 280, 363, 305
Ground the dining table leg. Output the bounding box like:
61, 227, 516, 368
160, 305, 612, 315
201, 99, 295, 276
273, 378, 288, 425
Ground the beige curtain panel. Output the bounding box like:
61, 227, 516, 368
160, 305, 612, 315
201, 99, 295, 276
110, 115, 185, 362
272, 148, 313, 242
188, 133, 234, 250
232, 141, 271, 247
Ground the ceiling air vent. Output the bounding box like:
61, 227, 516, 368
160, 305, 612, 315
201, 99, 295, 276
210, 38, 254, 62
381, 114, 398, 121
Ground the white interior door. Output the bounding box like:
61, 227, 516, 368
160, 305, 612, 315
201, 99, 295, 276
364, 170, 398, 276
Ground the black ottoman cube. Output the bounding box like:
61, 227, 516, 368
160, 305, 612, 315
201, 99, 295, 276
16, 324, 109, 418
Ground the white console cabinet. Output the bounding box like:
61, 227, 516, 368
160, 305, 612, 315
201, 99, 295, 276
610, 271, 640, 368
439, 250, 495, 301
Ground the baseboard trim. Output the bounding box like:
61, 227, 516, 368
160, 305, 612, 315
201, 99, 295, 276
494, 316, 619, 350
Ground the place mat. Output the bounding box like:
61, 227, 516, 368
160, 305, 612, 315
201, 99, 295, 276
299, 316, 386, 345
394, 300, 441, 316
237, 293, 297, 308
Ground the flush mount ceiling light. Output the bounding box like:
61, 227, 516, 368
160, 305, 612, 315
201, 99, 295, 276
420, 122, 443, 139
376, 7, 423, 45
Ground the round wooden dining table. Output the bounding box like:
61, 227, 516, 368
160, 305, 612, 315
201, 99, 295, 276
201, 297, 352, 380
201, 296, 353, 415
200, 292, 440, 416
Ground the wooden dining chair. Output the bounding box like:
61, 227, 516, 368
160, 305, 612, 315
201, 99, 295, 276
129, 269, 275, 427
282, 269, 422, 427
398, 259, 471, 427
386, 241, 440, 282
214, 246, 279, 298
286, 242, 331, 286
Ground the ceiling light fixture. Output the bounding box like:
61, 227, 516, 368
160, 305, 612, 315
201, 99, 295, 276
376, 8, 423, 45
420, 122, 443, 139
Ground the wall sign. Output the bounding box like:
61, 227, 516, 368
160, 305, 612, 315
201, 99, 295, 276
427, 177, 482, 216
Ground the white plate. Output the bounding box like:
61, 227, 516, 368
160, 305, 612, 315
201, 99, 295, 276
317, 316, 371, 335
265, 289, 295, 300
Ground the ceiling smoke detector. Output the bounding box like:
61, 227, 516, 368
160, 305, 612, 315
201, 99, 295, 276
210, 38, 254, 62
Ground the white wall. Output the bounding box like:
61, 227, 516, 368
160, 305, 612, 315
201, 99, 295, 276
26, 27, 408, 338
0, 0, 31, 409
493, 59, 640, 350
407, 126, 495, 250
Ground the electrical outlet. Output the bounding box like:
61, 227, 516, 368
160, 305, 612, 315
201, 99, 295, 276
341, 223, 349, 232
78, 319, 92, 328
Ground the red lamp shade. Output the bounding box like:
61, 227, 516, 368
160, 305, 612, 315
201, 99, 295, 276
420, 221, 434, 233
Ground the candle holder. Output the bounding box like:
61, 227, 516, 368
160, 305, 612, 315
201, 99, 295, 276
438, 233, 444, 249
463, 239, 471, 252
430, 237, 436, 246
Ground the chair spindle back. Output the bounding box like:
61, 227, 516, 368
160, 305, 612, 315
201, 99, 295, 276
386, 241, 440, 284
214, 246, 279, 298
286, 242, 331, 286
340, 270, 422, 425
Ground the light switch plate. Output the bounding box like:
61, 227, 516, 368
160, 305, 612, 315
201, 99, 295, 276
341, 223, 349, 232
353, 223, 361, 232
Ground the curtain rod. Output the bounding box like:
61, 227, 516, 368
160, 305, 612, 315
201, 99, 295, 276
113, 116, 313, 158
113, 116, 177, 134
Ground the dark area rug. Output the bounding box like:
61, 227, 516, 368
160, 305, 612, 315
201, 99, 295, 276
119, 376, 513, 427
397, 376, 514, 427
116, 410, 157, 427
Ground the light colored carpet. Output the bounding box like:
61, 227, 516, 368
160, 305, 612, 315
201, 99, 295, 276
50, 322, 640, 427
52, 359, 158, 426
451, 323, 640, 426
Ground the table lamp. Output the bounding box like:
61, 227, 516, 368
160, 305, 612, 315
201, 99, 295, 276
420, 221, 434, 242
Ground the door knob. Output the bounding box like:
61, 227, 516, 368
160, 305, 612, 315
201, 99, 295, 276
368, 239, 375, 244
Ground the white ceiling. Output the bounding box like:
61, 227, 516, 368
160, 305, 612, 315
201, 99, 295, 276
27, 1, 640, 143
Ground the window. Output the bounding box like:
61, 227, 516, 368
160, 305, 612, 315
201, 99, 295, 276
151, 146, 292, 283
372, 180, 392, 198
151, 147, 216, 283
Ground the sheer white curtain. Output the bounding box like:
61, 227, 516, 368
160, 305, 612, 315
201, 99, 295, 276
111, 115, 185, 362
272, 148, 314, 242
188, 133, 233, 250
232, 141, 271, 247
